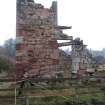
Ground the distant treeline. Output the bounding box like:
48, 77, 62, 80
91, 49, 105, 57
0, 38, 15, 74
91, 49, 105, 64
0, 38, 15, 58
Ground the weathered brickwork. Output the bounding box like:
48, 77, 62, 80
16, 0, 59, 79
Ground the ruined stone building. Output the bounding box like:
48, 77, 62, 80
71, 38, 95, 76
16, 0, 72, 79
16, 0, 95, 80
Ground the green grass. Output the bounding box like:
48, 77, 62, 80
28, 93, 105, 105
0, 82, 105, 105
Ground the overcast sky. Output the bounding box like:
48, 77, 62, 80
0, 0, 105, 50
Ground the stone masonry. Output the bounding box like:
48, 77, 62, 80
71, 38, 95, 76
16, 0, 59, 79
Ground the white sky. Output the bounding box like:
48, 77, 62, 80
0, 0, 105, 50
0, 0, 16, 45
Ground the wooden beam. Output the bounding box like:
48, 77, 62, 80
55, 26, 72, 30
58, 41, 73, 47
56, 36, 73, 40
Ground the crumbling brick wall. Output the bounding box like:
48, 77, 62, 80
16, 0, 59, 79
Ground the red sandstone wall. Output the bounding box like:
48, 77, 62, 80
16, 1, 59, 79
